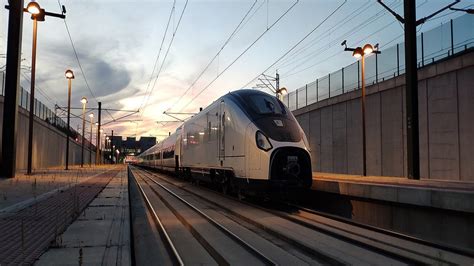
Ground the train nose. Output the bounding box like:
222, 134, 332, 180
283, 157, 301, 178
269, 147, 312, 189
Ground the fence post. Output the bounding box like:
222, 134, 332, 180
342, 67, 345, 94
296, 89, 299, 109
328, 73, 331, 98
20, 88, 23, 107
305, 84, 308, 106
421, 32, 424, 66
375, 52, 379, 83
316, 78, 319, 102
450, 19, 454, 56
397, 43, 400, 76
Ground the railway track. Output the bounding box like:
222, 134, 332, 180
130, 166, 474, 265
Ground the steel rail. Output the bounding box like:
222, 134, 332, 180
138, 169, 276, 266
142, 168, 458, 265
142, 167, 472, 260
135, 171, 228, 265
139, 168, 344, 265
131, 169, 184, 266
288, 202, 474, 259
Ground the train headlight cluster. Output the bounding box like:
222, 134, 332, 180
256, 131, 272, 151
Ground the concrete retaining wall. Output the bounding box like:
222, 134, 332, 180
294, 51, 474, 181
0, 98, 96, 171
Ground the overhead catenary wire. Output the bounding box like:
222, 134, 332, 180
165, 0, 259, 112
240, 0, 347, 90
178, 0, 301, 112
57, 1, 99, 106
138, 0, 177, 113
140, 0, 189, 117
274, 0, 373, 70
283, 19, 399, 78
280, 0, 445, 79
278, 0, 402, 76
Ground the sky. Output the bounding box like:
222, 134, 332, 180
1, 0, 473, 144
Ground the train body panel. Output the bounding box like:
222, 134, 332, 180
137, 89, 313, 193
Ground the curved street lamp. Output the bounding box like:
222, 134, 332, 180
25, 1, 44, 175
343, 41, 380, 176
64, 69, 74, 170
80, 97, 87, 167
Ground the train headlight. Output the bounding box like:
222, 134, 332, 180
256, 131, 272, 151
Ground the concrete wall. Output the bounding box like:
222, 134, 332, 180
0, 98, 96, 171
294, 51, 474, 181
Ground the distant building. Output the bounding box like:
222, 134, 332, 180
107, 136, 157, 161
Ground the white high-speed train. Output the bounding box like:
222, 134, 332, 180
137, 89, 312, 195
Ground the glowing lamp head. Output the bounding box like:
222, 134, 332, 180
278, 87, 288, 95
81, 97, 88, 105
363, 44, 374, 55
65, 69, 74, 79
26, 2, 41, 15
89, 113, 94, 119
352, 47, 363, 59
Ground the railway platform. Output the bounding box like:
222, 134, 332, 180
307, 172, 474, 253
311, 172, 474, 213
0, 165, 128, 265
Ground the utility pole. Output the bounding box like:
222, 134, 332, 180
404, 1, 419, 180
0, 0, 24, 178
275, 71, 279, 92
96, 102, 101, 165
378, 0, 459, 180
111, 130, 114, 164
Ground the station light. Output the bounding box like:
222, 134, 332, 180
89, 113, 94, 119
276, 87, 287, 95
65, 69, 74, 79
81, 97, 88, 104
363, 44, 374, 55
26, 2, 41, 15
352, 47, 364, 59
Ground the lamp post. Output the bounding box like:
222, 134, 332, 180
80, 97, 87, 167
89, 113, 94, 167
25, 1, 65, 175
64, 69, 74, 170
26, 2, 42, 175
99, 129, 104, 164
105, 136, 109, 164
342, 41, 380, 176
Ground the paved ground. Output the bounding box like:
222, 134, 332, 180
0, 165, 127, 265
0, 166, 113, 214
35, 167, 130, 265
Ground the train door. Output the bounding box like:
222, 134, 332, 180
218, 100, 225, 164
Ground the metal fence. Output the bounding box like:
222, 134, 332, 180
284, 14, 474, 111
0, 71, 96, 150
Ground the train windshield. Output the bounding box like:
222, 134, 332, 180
246, 94, 287, 116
